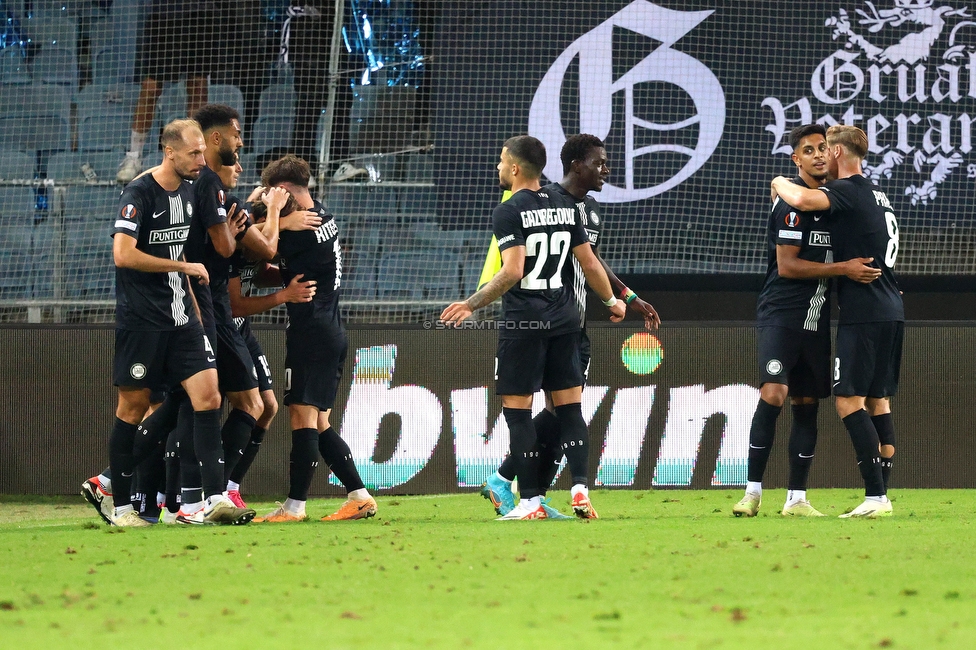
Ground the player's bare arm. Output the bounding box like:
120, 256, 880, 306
441, 246, 524, 324
572, 243, 626, 321
113, 232, 209, 284
229, 274, 316, 318
771, 176, 830, 211
280, 210, 322, 231
596, 250, 661, 329
776, 245, 881, 284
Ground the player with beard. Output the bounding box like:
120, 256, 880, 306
178, 105, 280, 521
733, 124, 881, 518
480, 134, 660, 519
254, 155, 378, 523
95, 119, 250, 526
771, 125, 904, 519
441, 135, 625, 521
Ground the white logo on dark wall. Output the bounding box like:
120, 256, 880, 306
529, 0, 726, 203
763, 1, 976, 206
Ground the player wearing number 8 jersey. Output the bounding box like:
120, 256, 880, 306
441, 135, 626, 521
771, 125, 903, 519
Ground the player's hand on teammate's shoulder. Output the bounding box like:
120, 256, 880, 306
280, 274, 316, 303
280, 210, 322, 231
440, 301, 472, 326
183, 262, 210, 285
631, 297, 661, 330
842, 256, 882, 283
770, 175, 789, 202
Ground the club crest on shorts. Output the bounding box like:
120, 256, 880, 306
130, 363, 147, 379
784, 212, 800, 227
766, 359, 783, 375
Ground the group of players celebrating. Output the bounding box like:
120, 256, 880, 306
82, 105, 376, 527
80, 110, 902, 526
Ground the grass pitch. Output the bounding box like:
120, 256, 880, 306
0, 489, 973, 649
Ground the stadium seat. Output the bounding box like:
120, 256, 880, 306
341, 249, 377, 299
0, 186, 35, 221
258, 83, 296, 118
0, 47, 31, 85
29, 45, 79, 95
0, 85, 71, 154
46, 152, 123, 221
376, 251, 458, 300
238, 152, 260, 187
76, 83, 141, 151
208, 83, 245, 120
31, 217, 115, 300
251, 115, 293, 156
398, 186, 436, 214
91, 46, 133, 85
0, 217, 35, 299
376, 252, 425, 300
0, 151, 34, 180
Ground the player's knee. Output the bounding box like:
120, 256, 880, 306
759, 383, 788, 408
880, 444, 895, 459
260, 391, 278, 423
116, 389, 150, 423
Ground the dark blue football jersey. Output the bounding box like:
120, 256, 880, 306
545, 182, 604, 330
113, 174, 196, 330
493, 186, 589, 338
819, 175, 904, 324
756, 176, 832, 332
277, 199, 342, 326
185, 165, 229, 329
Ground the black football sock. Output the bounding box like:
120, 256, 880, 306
747, 399, 782, 484
318, 427, 365, 492
221, 408, 257, 482
504, 407, 540, 499
109, 417, 139, 509
787, 403, 819, 491
554, 403, 589, 487
164, 431, 181, 513
872, 413, 895, 491
193, 408, 225, 499
289, 428, 320, 501
177, 401, 202, 506
535, 409, 562, 492
131, 392, 183, 465
134, 444, 165, 517
496, 455, 517, 482
842, 409, 885, 497
229, 425, 267, 485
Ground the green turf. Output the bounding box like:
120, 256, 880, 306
0, 490, 973, 649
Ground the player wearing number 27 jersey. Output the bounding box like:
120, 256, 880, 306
771, 124, 902, 520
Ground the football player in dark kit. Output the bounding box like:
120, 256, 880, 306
734, 124, 881, 518
771, 124, 903, 519
441, 135, 626, 521
480, 134, 660, 519
254, 155, 378, 523
101, 119, 252, 526
185, 105, 280, 515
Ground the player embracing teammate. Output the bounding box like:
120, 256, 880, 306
770, 125, 903, 519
